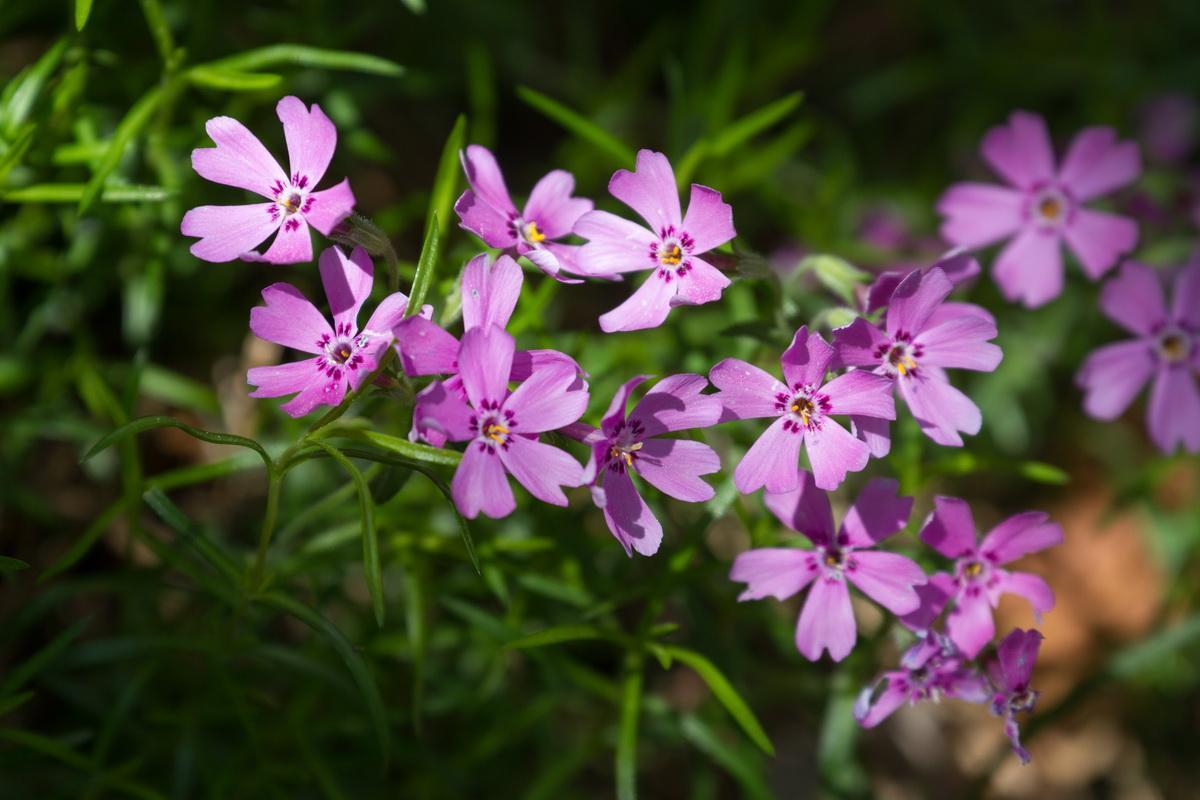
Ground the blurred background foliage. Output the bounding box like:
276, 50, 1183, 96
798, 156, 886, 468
2, 0, 1200, 797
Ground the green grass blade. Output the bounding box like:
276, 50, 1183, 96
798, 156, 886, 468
75, 0, 94, 30
83, 415, 273, 471
506, 624, 606, 650
79, 87, 165, 214
2, 183, 173, 203
406, 213, 440, 315
142, 488, 242, 584
0, 618, 89, 697
660, 646, 774, 756
516, 86, 634, 167
186, 66, 283, 92
204, 45, 404, 78
708, 91, 804, 157
615, 663, 642, 800
350, 430, 461, 466
0, 556, 29, 572
426, 115, 466, 253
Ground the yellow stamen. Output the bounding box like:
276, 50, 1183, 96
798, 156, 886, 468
1038, 197, 1061, 220
659, 244, 682, 266
281, 192, 302, 213
964, 561, 983, 577
525, 221, 546, 243
484, 423, 509, 444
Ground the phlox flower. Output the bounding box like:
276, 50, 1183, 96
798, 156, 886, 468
710, 326, 895, 492
859, 248, 980, 317
574, 374, 723, 557
730, 472, 926, 661
987, 628, 1044, 765
853, 630, 989, 728
835, 265, 1002, 455
454, 145, 593, 281
1076, 258, 1200, 454
425, 325, 587, 519
911, 497, 1062, 658
574, 150, 735, 332
247, 246, 410, 416
938, 110, 1141, 307
182, 96, 355, 264
395, 253, 583, 446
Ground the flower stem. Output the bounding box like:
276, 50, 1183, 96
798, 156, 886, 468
249, 470, 281, 592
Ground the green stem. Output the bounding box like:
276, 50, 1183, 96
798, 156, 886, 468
250, 470, 282, 592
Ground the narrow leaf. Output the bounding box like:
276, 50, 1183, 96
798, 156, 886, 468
79, 87, 165, 214
351, 429, 461, 466
797, 254, 869, 306
709, 92, 805, 156
186, 66, 283, 92
75, 0, 94, 30
660, 646, 774, 756
616, 665, 642, 800
426, 115, 466, 252
0, 39, 68, 138
0, 618, 89, 697
0, 556, 29, 572
84, 415, 273, 470
142, 489, 241, 584
2, 183, 172, 203
516, 86, 634, 167
205, 46, 404, 78
506, 625, 605, 650
0, 691, 34, 718
406, 213, 440, 316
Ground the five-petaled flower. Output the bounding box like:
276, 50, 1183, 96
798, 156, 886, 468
1076, 258, 1200, 454
710, 326, 895, 492
574, 150, 736, 332
910, 496, 1062, 658
573, 375, 723, 556
938, 110, 1141, 307
182, 96, 356, 264
835, 265, 1002, 454
424, 325, 588, 519
987, 628, 1044, 765
247, 246, 410, 416
854, 630, 989, 728
730, 472, 926, 661
454, 145, 594, 282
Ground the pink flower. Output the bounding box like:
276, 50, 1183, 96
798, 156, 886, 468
574, 150, 735, 332
396, 253, 583, 446
710, 326, 895, 492
937, 110, 1141, 307
859, 248, 981, 316
182, 97, 355, 264
424, 325, 587, 520
1076, 259, 1200, 454
835, 265, 1002, 455
912, 497, 1062, 658
987, 628, 1044, 765
454, 145, 594, 282
247, 246, 409, 416
574, 374, 723, 556
730, 472, 925, 661
854, 630, 989, 728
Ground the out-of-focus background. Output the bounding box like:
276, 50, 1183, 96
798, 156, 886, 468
2, 1, 1199, 797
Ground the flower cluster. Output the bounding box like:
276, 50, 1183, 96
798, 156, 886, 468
181, 97, 1199, 767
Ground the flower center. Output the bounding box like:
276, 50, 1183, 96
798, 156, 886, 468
483, 420, 509, 445
1158, 329, 1191, 363
874, 334, 923, 378
523, 220, 546, 244
331, 341, 354, 364
887, 343, 917, 376
269, 174, 313, 222
609, 440, 643, 468
648, 225, 696, 281
1031, 185, 1070, 228
778, 385, 830, 433
659, 243, 683, 266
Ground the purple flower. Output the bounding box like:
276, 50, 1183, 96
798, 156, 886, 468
396, 253, 584, 446
247, 246, 410, 416
182, 97, 355, 264
854, 630, 989, 728
912, 497, 1062, 658
1076, 259, 1200, 454
574, 150, 735, 332
1139, 93, 1198, 164
987, 628, 1044, 765
710, 326, 895, 492
938, 110, 1141, 308
730, 472, 926, 661
423, 325, 587, 519
575, 375, 723, 556
860, 248, 981, 316
454, 145, 594, 282
835, 265, 1002, 455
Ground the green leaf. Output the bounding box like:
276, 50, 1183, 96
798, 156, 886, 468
678, 715, 772, 800
142, 489, 241, 585
256, 592, 391, 767
0, 691, 34, 718
79, 87, 165, 214
0, 618, 89, 697
1017, 460, 1070, 485
658, 646, 774, 756
615, 664, 642, 800
186, 66, 283, 92
506, 625, 605, 650
406, 213, 440, 316
204, 45, 404, 78
0, 728, 93, 770
0, 125, 36, 183
310, 440, 385, 627
797, 253, 869, 306
516, 86, 634, 167
0, 556, 29, 572
84, 415, 273, 471
816, 672, 867, 794
75, 0, 94, 30
37, 501, 123, 583
2, 183, 173, 203
0, 39, 68, 139
137, 0, 176, 63
350, 430, 461, 467
426, 115, 466, 252
676, 91, 804, 184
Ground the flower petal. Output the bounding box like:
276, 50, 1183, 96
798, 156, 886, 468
609, 149, 681, 232
250, 283, 332, 354
452, 442, 516, 520
981, 110, 1056, 189
920, 496, 979, 560
936, 183, 1027, 248
847, 550, 925, 615
180, 203, 281, 263
1171, 258, 1200, 329
462, 253, 523, 331
1147, 364, 1200, 454
709, 358, 788, 420
1098, 261, 1167, 336
460, 144, 516, 214
805, 418, 871, 491
996, 570, 1056, 617
455, 189, 518, 248
191, 116, 287, 198
898, 368, 981, 447
505, 365, 589, 434
734, 416, 804, 494
411, 378, 475, 444
248, 358, 323, 398
394, 317, 460, 377
979, 511, 1063, 565
1057, 126, 1141, 202
730, 548, 816, 601
762, 469, 835, 545
851, 414, 892, 458
498, 435, 583, 507
781, 326, 835, 389
1063, 208, 1139, 281
629, 373, 723, 436
993, 226, 1064, 307
361, 293, 410, 337
795, 576, 856, 661
840, 478, 912, 547
886, 267, 952, 339
523, 169, 593, 238
946, 590, 995, 659
319, 245, 374, 334
995, 628, 1043, 691
634, 438, 720, 502
854, 674, 910, 729
301, 178, 355, 236
600, 375, 649, 437
598, 271, 676, 333
1075, 339, 1155, 420
279, 376, 345, 418
599, 468, 663, 557
823, 370, 896, 419
672, 256, 730, 307
898, 572, 957, 631
833, 317, 889, 369
681, 184, 735, 253
260, 218, 313, 264
573, 210, 656, 275
914, 313, 1002, 372
458, 325, 515, 409
276, 96, 338, 188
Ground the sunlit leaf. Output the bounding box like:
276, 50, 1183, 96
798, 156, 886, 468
658, 646, 774, 756
516, 86, 634, 167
